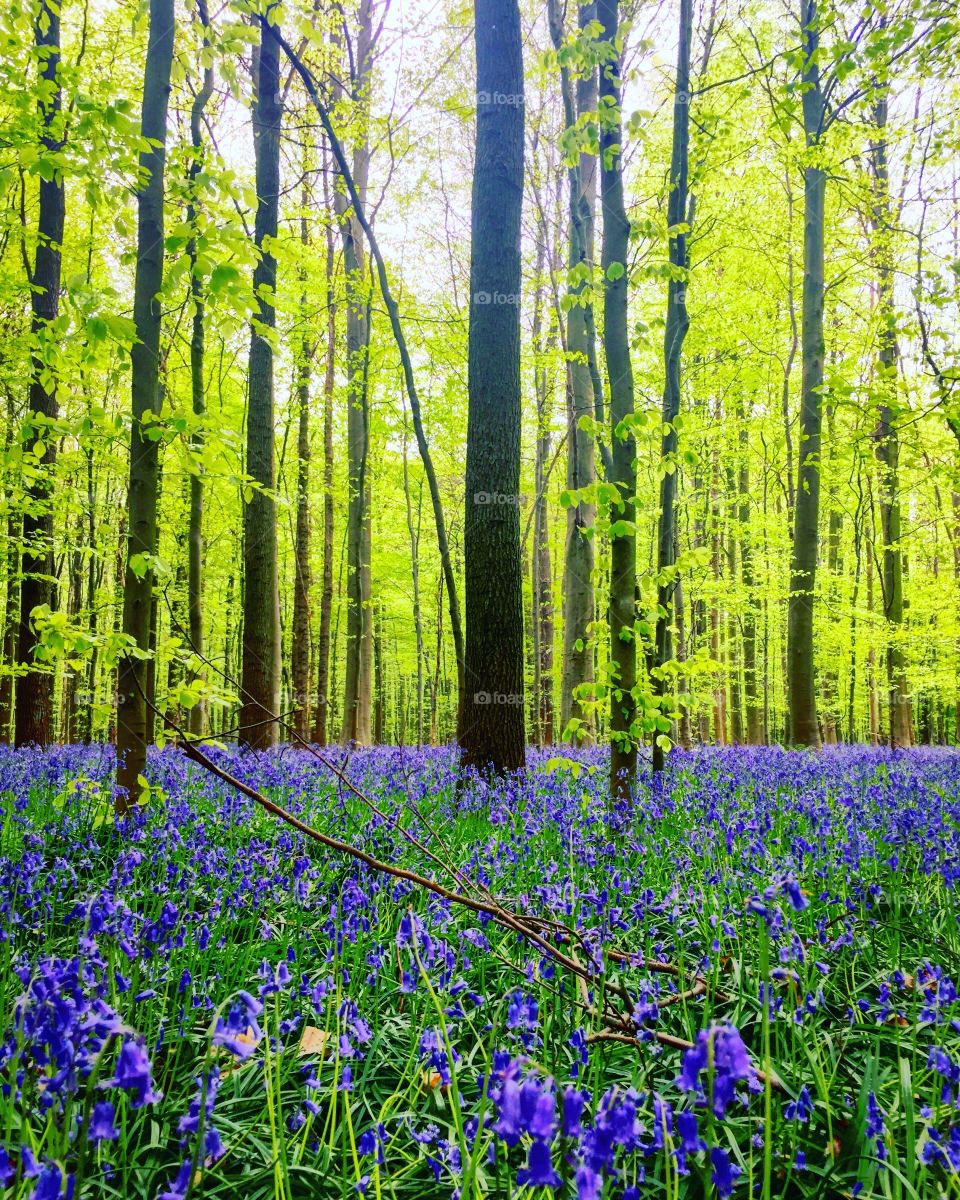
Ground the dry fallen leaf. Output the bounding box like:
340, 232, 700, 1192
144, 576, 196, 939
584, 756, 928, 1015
298, 1026, 332, 1058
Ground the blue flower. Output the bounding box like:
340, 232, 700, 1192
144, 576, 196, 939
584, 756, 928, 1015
105, 1039, 161, 1108
517, 1139, 561, 1189
89, 1100, 119, 1143
710, 1146, 741, 1197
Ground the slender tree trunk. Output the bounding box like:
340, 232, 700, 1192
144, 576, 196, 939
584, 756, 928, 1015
710, 458, 727, 743
870, 87, 912, 749
116, 0, 174, 805
597, 0, 640, 796
786, 0, 825, 748
272, 25, 467, 728
532, 258, 555, 747
0, 390, 19, 743
313, 164, 336, 745
239, 19, 282, 750
866, 546, 880, 744
739, 420, 764, 742
336, 1, 374, 746
291, 175, 313, 741
651, 0, 692, 773
373, 602, 385, 743
549, 0, 597, 739
185, 0, 213, 738
459, 0, 526, 774
401, 414, 425, 747
725, 465, 743, 744
16, 0, 66, 747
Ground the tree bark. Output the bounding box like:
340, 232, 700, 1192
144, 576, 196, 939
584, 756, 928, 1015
239, 18, 283, 751
0, 390, 19, 743
738, 419, 764, 742
459, 0, 526, 774
651, 0, 692, 773
116, 0, 174, 805
185, 0, 214, 738
598, 0, 639, 796
549, 0, 598, 740
334, 0, 374, 746
870, 86, 912, 749
291, 174, 313, 742
786, 0, 825, 748
401, 412, 425, 746
531, 238, 555, 746
16, 0, 66, 747
313, 159, 336, 745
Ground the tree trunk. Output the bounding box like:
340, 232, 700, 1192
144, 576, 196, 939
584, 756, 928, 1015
870, 87, 912, 749
598, 0, 640, 796
402, 412, 426, 746
651, 0, 692, 773
459, 0, 526, 774
16, 0, 66, 747
738, 420, 764, 742
0, 390, 19, 743
313, 160, 336, 745
786, 0, 825, 748
549, 0, 597, 740
335, 1, 374, 746
185, 0, 213, 738
239, 19, 283, 751
116, 0, 174, 805
531, 244, 555, 746
291, 175, 313, 742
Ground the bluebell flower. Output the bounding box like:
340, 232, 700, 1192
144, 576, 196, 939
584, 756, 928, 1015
517, 1139, 561, 1189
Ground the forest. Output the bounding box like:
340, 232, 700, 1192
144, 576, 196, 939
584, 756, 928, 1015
2, 0, 960, 1197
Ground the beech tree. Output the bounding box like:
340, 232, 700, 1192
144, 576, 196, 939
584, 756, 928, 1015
239, 11, 283, 751
116, 0, 175, 804
15, 0, 65, 747
459, 0, 526, 774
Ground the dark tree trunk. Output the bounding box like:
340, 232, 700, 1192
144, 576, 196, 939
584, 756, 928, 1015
292, 176, 313, 742
239, 19, 282, 750
459, 0, 526, 774
185, 0, 213, 738
786, 0, 825, 748
599, 0, 639, 796
16, 0, 66, 747
116, 0, 174, 805
651, 0, 692, 773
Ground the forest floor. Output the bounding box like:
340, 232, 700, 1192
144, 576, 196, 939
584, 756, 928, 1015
3, 743, 960, 1199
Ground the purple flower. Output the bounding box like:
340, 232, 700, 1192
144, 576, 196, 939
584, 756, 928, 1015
517, 1139, 561, 1189
32, 1165, 68, 1200
678, 1025, 757, 1117
562, 1086, 587, 1137
710, 1146, 741, 1197
89, 1101, 119, 1143
575, 1165, 601, 1199
105, 1039, 161, 1108
784, 1085, 814, 1123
